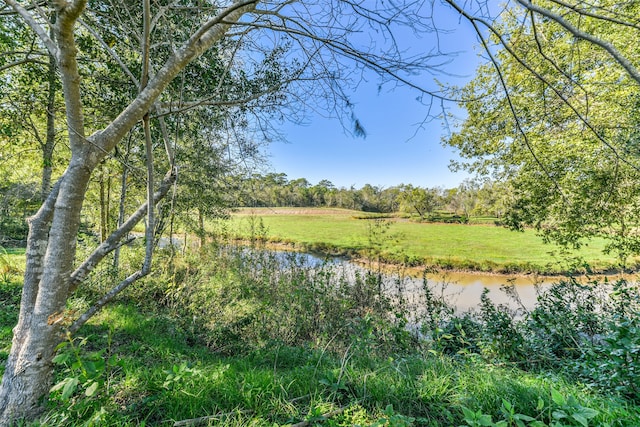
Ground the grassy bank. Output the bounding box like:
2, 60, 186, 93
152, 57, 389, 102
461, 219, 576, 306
227, 208, 628, 274
1, 247, 639, 426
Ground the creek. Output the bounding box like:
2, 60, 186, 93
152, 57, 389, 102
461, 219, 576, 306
273, 250, 552, 315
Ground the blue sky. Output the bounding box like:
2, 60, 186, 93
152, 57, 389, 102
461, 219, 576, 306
267, 5, 483, 190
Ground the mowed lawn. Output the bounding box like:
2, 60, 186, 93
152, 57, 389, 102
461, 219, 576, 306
230, 208, 626, 273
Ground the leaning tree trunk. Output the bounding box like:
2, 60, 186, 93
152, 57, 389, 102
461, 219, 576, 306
41, 49, 57, 201
0, 161, 91, 422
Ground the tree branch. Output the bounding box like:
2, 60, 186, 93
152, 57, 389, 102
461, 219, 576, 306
91, 0, 258, 163
517, 0, 640, 85
78, 18, 140, 87
3, 0, 57, 56
0, 58, 49, 72
547, 0, 640, 31
55, 0, 88, 151
69, 168, 177, 290
445, 0, 569, 203
153, 84, 285, 117
140, 0, 154, 275
446, 0, 640, 174
244, 18, 457, 102
69, 270, 144, 333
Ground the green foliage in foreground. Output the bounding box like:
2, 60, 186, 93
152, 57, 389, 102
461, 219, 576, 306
228, 209, 629, 274
1, 246, 639, 426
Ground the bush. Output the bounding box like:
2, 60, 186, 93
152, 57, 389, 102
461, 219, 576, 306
577, 280, 640, 401
133, 245, 416, 357
419, 275, 640, 400
525, 279, 608, 365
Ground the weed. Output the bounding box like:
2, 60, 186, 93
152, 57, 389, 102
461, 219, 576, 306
0, 246, 21, 284
460, 389, 601, 427
50, 330, 122, 423
2, 242, 637, 426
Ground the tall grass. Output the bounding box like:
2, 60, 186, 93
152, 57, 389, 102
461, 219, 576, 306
1, 243, 639, 426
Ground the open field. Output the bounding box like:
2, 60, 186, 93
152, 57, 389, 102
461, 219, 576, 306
229, 207, 630, 274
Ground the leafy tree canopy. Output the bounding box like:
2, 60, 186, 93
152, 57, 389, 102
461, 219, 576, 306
445, 0, 640, 264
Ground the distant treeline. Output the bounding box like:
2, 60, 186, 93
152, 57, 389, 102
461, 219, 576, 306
0, 170, 510, 245
236, 173, 511, 220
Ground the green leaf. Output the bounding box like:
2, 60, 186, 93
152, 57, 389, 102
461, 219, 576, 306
514, 414, 536, 422
85, 361, 97, 376
572, 413, 589, 427
50, 379, 67, 393
61, 377, 79, 400
578, 408, 599, 419
54, 341, 69, 351
552, 410, 568, 420
85, 381, 99, 397
461, 406, 476, 419
478, 414, 493, 426
52, 352, 70, 364
551, 389, 566, 407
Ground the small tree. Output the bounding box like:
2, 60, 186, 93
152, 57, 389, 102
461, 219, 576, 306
0, 0, 449, 421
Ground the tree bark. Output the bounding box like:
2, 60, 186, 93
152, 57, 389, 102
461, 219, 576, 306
41, 49, 56, 201
0, 161, 91, 422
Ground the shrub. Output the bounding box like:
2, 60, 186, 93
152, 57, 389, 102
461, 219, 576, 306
424, 276, 640, 401
136, 245, 415, 357
576, 280, 640, 401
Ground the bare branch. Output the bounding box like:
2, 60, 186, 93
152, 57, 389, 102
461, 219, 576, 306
0, 58, 48, 72
69, 168, 177, 290
245, 18, 457, 102
140, 0, 154, 275
68, 270, 144, 334
154, 84, 285, 117
3, 0, 57, 56
191, 0, 259, 42
78, 18, 140, 87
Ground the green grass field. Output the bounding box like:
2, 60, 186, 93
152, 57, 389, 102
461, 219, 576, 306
229, 208, 628, 274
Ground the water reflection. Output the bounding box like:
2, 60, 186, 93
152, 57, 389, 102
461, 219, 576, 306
421, 271, 548, 313
248, 248, 632, 316
275, 250, 551, 313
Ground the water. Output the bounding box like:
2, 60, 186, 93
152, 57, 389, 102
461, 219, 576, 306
233, 247, 633, 317
275, 250, 551, 313
419, 271, 548, 313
